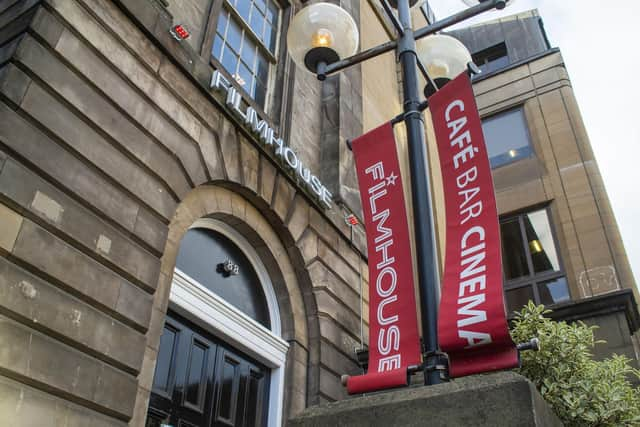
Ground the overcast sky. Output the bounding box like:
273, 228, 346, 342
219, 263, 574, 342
426, 0, 640, 287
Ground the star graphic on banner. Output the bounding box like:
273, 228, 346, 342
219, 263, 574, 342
386, 172, 398, 187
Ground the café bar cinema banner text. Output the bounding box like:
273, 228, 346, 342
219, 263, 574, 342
431, 73, 518, 377
347, 73, 518, 393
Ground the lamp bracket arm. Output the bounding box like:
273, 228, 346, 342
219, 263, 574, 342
321, 39, 398, 78
413, 0, 506, 42
416, 56, 439, 94
318, 0, 504, 80
380, 0, 404, 36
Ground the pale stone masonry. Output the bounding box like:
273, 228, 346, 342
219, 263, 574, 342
0, 2, 637, 427
0, 0, 368, 424
447, 11, 639, 370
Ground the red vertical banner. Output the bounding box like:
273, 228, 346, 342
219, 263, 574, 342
430, 73, 519, 378
347, 123, 422, 394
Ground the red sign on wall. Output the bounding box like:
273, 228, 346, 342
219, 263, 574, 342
430, 73, 519, 377
347, 123, 422, 394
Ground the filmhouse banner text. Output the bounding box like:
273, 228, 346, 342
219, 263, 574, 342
430, 73, 518, 377
347, 123, 421, 394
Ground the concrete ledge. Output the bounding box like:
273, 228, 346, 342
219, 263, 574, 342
288, 372, 562, 427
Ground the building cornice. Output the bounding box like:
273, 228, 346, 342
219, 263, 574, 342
548, 289, 640, 334
471, 48, 561, 84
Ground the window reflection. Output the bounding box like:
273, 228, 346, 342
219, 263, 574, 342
500, 218, 529, 280
501, 208, 570, 314
211, 0, 280, 108
538, 277, 571, 306
481, 108, 533, 168
524, 210, 560, 273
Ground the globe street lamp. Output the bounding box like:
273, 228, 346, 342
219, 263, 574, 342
418, 34, 472, 96
287, 3, 359, 79
288, 0, 508, 385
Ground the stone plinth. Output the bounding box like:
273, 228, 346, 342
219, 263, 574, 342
288, 372, 562, 427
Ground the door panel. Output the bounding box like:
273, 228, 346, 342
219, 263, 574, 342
247, 369, 267, 427
212, 347, 269, 427
148, 312, 270, 427
183, 338, 210, 411
146, 407, 170, 427
153, 324, 179, 396
214, 350, 240, 426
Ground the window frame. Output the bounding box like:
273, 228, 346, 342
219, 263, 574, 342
472, 42, 509, 75
200, 0, 287, 118
481, 106, 535, 169
501, 206, 571, 312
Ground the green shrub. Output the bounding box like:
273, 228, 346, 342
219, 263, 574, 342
510, 302, 640, 427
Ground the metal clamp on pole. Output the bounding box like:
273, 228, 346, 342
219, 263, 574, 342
340, 374, 348, 386
315, 61, 329, 81
516, 338, 541, 369
517, 338, 541, 352
423, 350, 449, 381
390, 101, 430, 125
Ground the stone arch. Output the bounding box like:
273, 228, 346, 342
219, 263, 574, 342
137, 183, 320, 424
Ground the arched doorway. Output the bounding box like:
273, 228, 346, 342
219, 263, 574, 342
147, 218, 289, 427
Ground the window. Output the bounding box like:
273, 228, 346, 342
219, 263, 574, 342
472, 42, 509, 75
210, 0, 280, 108
481, 107, 533, 168
500, 208, 570, 314
176, 227, 270, 328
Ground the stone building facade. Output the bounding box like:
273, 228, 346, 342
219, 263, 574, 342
0, 1, 637, 427
445, 10, 639, 370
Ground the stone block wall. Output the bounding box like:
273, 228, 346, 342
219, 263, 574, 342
0, 0, 370, 425
1, 1, 637, 426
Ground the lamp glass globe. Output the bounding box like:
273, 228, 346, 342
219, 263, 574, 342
416, 34, 472, 82
287, 2, 359, 73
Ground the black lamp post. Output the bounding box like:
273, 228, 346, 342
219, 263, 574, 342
287, 0, 513, 385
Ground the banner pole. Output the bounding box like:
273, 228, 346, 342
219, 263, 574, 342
396, 0, 444, 385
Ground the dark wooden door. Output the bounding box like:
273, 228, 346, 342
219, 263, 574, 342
146, 313, 270, 427
212, 347, 269, 427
